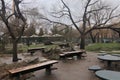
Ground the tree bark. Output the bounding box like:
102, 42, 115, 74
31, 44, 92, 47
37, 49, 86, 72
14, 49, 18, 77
1, 39, 5, 51
89, 32, 96, 43
80, 34, 85, 49
12, 39, 18, 62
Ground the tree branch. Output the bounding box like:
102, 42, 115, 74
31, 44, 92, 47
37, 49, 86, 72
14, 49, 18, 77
61, 0, 82, 34
88, 0, 99, 6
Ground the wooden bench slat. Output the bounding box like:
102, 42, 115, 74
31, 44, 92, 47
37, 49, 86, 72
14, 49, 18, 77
8, 60, 58, 74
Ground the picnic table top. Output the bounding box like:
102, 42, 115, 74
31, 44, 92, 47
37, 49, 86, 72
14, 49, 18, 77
97, 54, 120, 61
95, 70, 120, 80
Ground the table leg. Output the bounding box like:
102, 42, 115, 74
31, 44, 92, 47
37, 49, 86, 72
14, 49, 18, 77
77, 54, 82, 59
30, 52, 34, 56
107, 61, 112, 68
15, 74, 21, 80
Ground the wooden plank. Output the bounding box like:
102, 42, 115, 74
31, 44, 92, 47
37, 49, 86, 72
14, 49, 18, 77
8, 60, 58, 74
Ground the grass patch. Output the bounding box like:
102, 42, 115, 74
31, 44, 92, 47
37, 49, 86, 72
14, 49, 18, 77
86, 43, 120, 52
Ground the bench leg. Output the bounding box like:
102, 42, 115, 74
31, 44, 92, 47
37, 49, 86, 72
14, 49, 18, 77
46, 65, 52, 75
76, 54, 81, 59
59, 56, 65, 60
14, 74, 21, 80
9, 74, 21, 80
41, 49, 45, 53
30, 52, 33, 56
16, 76, 20, 80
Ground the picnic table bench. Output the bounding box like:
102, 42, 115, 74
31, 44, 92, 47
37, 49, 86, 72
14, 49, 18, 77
8, 60, 58, 79
59, 50, 86, 60
28, 47, 45, 55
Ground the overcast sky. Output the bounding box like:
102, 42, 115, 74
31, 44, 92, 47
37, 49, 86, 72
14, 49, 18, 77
3, 0, 120, 34
6, 0, 120, 14
22, 0, 120, 16
19, 0, 120, 26
24, 0, 120, 9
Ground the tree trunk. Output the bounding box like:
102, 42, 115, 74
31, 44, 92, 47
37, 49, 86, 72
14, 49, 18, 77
90, 33, 96, 43
1, 40, 5, 51
96, 34, 100, 43
12, 40, 18, 62
80, 34, 85, 49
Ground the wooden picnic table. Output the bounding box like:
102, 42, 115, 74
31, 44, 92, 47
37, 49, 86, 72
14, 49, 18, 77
28, 47, 45, 55
59, 50, 86, 60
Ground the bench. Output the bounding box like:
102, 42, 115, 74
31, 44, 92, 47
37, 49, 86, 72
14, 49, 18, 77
59, 50, 86, 60
8, 60, 58, 79
28, 47, 45, 55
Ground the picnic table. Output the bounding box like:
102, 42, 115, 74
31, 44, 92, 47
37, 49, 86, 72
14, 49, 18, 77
59, 50, 86, 60
97, 54, 120, 67
95, 70, 120, 80
28, 47, 45, 55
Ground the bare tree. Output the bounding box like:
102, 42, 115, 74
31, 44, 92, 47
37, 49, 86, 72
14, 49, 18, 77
40, 0, 120, 49
0, 0, 26, 62
24, 22, 36, 36
38, 28, 44, 36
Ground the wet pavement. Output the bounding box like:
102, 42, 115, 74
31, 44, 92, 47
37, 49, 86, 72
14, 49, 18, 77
29, 52, 102, 80
0, 52, 103, 80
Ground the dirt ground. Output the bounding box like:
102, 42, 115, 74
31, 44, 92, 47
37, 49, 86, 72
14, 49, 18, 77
0, 51, 119, 80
